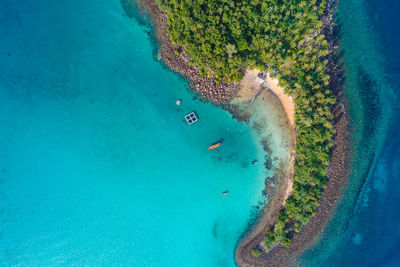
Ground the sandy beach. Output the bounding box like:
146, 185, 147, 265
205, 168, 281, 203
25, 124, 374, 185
234, 69, 297, 266
130, 0, 350, 266
237, 68, 295, 201
264, 74, 295, 127
235, 0, 350, 265
238, 69, 295, 127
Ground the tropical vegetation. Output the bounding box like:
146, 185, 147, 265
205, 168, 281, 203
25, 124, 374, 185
157, 0, 335, 249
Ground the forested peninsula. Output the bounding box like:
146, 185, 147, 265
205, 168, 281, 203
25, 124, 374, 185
133, 0, 349, 265
157, 0, 334, 245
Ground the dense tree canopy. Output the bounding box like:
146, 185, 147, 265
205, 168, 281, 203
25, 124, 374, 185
158, 0, 335, 248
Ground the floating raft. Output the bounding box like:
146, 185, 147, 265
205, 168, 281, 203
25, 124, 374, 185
185, 112, 198, 125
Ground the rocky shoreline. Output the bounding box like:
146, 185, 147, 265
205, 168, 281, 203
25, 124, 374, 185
123, 0, 240, 105
235, 0, 350, 265
126, 0, 350, 266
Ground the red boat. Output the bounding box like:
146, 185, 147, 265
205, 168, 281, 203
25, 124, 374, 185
208, 142, 221, 150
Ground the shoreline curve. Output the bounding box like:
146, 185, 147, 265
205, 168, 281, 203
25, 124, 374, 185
126, 0, 351, 266
235, 0, 351, 265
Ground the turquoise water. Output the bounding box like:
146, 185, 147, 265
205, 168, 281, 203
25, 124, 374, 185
300, 0, 400, 266
0, 0, 269, 265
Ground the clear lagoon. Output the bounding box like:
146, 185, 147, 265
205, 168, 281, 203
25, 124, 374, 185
0, 0, 269, 265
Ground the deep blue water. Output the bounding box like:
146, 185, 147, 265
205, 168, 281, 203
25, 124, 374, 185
2, 0, 399, 265
300, 0, 400, 266
0, 0, 272, 265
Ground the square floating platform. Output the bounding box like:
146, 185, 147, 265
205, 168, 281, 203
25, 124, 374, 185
185, 112, 198, 125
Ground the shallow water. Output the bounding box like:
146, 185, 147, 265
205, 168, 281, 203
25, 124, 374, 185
299, 0, 400, 266
0, 0, 275, 265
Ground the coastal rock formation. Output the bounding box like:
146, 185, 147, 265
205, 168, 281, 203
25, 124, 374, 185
123, 0, 239, 104
235, 0, 350, 265
130, 0, 350, 266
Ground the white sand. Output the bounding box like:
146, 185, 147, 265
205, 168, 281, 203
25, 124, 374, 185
237, 69, 296, 203
239, 69, 295, 127
264, 73, 295, 127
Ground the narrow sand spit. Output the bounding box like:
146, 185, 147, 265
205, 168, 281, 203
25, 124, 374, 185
235, 0, 350, 262
130, 1, 349, 265
235, 69, 297, 267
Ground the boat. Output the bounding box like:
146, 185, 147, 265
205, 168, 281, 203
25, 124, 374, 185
208, 142, 221, 150
222, 191, 228, 196
252, 160, 258, 165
